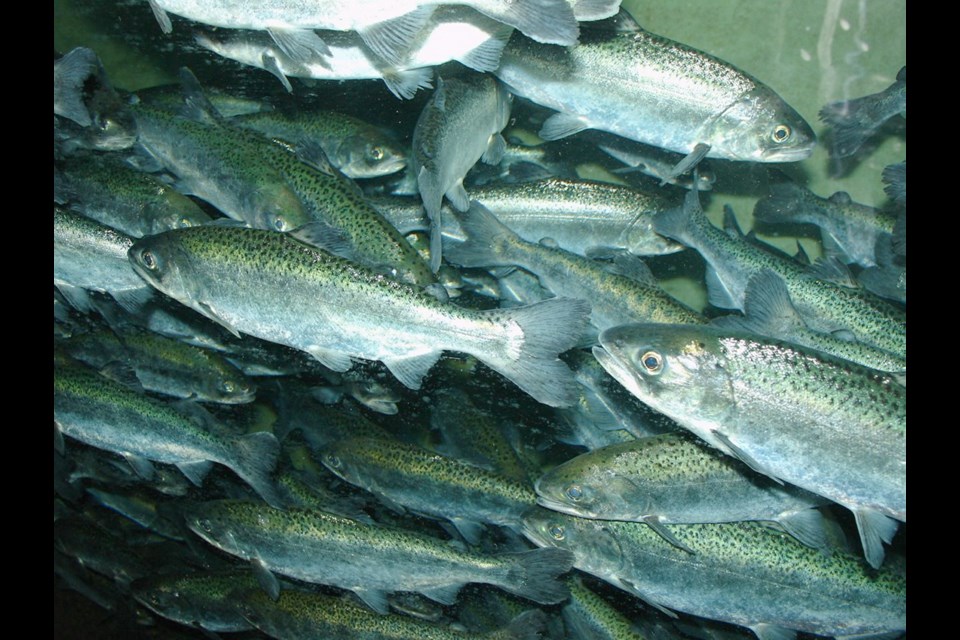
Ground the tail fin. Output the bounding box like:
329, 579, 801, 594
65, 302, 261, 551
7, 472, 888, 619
444, 202, 520, 269
652, 187, 704, 246
753, 181, 812, 226
499, 547, 574, 605
474, 297, 590, 407
475, 0, 579, 46
232, 431, 283, 508
54, 47, 101, 127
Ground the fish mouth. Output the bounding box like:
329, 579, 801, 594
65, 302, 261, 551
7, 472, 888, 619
535, 494, 595, 519
376, 157, 407, 175
761, 144, 816, 162
219, 389, 258, 404
354, 156, 406, 178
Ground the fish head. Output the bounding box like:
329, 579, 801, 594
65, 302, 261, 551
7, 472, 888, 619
336, 135, 407, 179
318, 437, 377, 487
128, 229, 202, 304
144, 193, 213, 234
536, 457, 647, 519
704, 86, 816, 162
249, 185, 311, 234
594, 324, 736, 430
209, 374, 258, 404
522, 507, 626, 575
180, 500, 264, 558
130, 575, 199, 621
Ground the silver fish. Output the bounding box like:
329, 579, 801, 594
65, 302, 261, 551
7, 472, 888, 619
128, 225, 589, 407
495, 23, 816, 169
593, 322, 905, 568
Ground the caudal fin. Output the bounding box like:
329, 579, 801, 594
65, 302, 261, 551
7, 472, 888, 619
475, 297, 590, 407
232, 431, 283, 508
499, 547, 574, 604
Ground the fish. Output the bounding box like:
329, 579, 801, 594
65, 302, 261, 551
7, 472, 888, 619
494, 20, 816, 175
129, 102, 313, 233
240, 119, 438, 287
444, 202, 705, 336
54, 154, 213, 238
54, 515, 151, 588
62, 324, 258, 404
151, 0, 578, 66
195, 7, 515, 98
194, 30, 434, 100
53, 206, 154, 314
231, 109, 407, 179
713, 269, 906, 376
592, 132, 718, 190
319, 436, 538, 543
372, 177, 685, 259
182, 499, 574, 613
131, 571, 259, 633
593, 322, 905, 569
413, 74, 512, 271
54, 355, 282, 507
239, 585, 549, 639
534, 433, 831, 551
128, 225, 590, 407
653, 188, 907, 357
523, 510, 907, 639
430, 387, 532, 485
820, 66, 906, 158
752, 174, 897, 268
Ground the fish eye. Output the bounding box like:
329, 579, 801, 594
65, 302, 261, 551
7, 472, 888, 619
139, 249, 158, 271
222, 381, 236, 393
178, 216, 193, 228
549, 524, 566, 541
565, 485, 583, 501
772, 124, 792, 143
325, 454, 341, 470
194, 518, 214, 534
369, 146, 384, 161
271, 215, 288, 232
640, 351, 663, 375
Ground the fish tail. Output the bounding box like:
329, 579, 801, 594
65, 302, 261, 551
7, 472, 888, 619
498, 547, 574, 604
474, 297, 590, 407
819, 98, 881, 158
475, 0, 579, 46
54, 47, 102, 127
652, 188, 705, 246
444, 202, 519, 269
752, 181, 811, 225
232, 431, 283, 508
